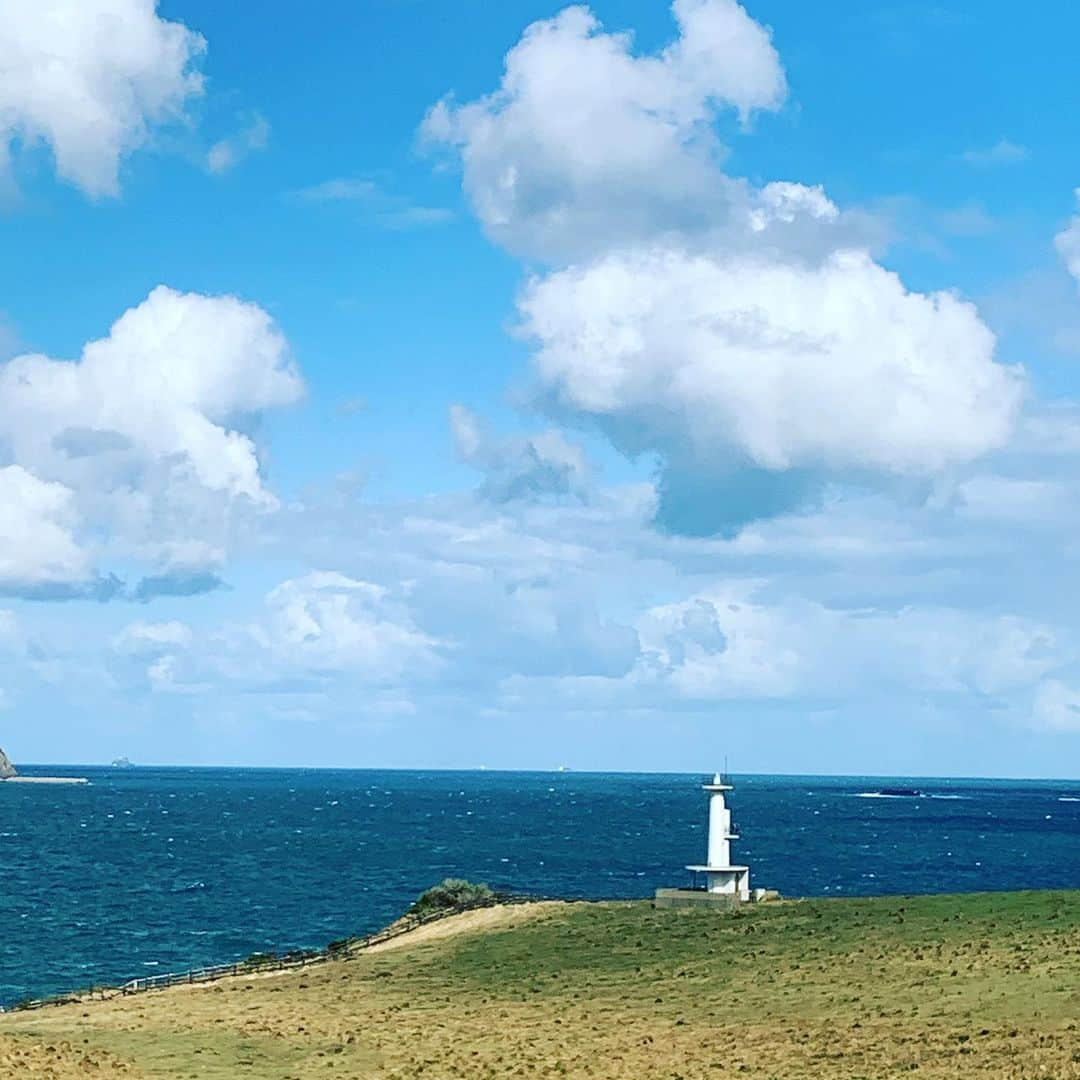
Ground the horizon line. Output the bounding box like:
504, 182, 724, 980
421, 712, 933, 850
8, 763, 1080, 784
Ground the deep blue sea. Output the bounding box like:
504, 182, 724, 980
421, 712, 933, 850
2, 767, 1078, 1007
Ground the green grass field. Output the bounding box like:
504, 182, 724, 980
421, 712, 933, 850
2, 890, 1079, 1077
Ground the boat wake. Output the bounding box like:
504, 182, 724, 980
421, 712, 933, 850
172, 881, 207, 894
852, 790, 969, 800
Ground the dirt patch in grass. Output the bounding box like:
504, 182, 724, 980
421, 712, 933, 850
363, 900, 569, 955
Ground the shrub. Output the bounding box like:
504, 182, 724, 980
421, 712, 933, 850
408, 878, 495, 918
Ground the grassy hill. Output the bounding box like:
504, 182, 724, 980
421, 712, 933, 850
2, 890, 1079, 1078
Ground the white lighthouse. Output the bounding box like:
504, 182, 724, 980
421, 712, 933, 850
685, 774, 750, 901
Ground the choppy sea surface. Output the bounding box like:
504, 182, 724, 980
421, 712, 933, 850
2, 767, 1078, 1006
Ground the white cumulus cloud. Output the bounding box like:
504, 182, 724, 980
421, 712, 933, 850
634, 585, 1061, 703
450, 405, 591, 503
0, 0, 206, 197
0, 466, 95, 594
0, 286, 303, 584
108, 575, 445, 694
422, 0, 786, 259
522, 247, 1023, 526
1, 285, 301, 503
1033, 680, 1080, 732
250, 572, 443, 682
112, 620, 193, 656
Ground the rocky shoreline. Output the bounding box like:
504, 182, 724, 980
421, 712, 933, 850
0, 748, 87, 785
1, 777, 89, 786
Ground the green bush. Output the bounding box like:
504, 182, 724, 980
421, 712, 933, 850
408, 878, 495, 918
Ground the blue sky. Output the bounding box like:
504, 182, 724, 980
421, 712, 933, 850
2, 0, 1080, 776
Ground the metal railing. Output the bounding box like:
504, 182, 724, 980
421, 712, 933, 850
118, 950, 323, 995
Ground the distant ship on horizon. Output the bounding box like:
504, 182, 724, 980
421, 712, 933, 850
111, 756, 134, 769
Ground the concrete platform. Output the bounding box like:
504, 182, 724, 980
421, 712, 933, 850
653, 888, 742, 910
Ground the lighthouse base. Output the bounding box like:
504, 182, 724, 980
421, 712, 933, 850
653, 888, 741, 911
686, 864, 751, 901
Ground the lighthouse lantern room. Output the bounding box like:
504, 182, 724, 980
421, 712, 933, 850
685, 774, 750, 901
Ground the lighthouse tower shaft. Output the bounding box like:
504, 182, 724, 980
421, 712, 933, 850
707, 789, 733, 867
686, 773, 750, 901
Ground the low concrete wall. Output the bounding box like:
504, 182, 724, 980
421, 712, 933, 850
653, 888, 741, 911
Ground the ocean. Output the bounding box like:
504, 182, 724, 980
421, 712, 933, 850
1, 767, 1078, 1007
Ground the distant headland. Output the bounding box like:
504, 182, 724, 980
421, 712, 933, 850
0, 748, 87, 786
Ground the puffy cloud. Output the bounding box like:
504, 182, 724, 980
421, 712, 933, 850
0, 0, 205, 197
450, 405, 591, 503
110, 619, 198, 693
0, 466, 97, 596
206, 114, 270, 175
1033, 680, 1080, 732
0, 287, 301, 597
108, 574, 445, 696
0, 285, 303, 569
112, 619, 192, 656
422, 0, 785, 259
629, 585, 1062, 703
636, 588, 798, 698
522, 247, 1023, 528
747, 181, 838, 233
249, 572, 443, 683
1054, 189, 1080, 288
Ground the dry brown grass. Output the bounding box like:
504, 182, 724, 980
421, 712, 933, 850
2, 891, 1079, 1078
